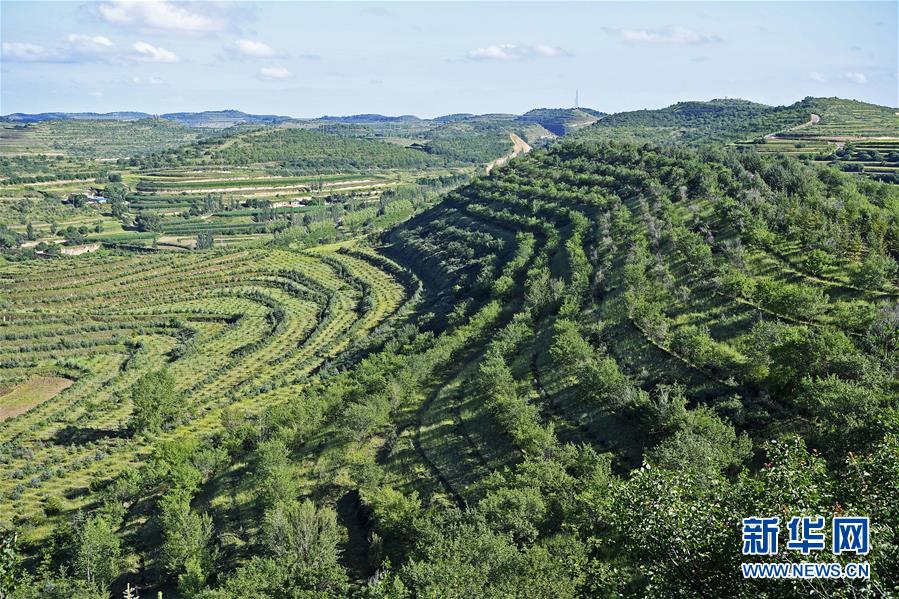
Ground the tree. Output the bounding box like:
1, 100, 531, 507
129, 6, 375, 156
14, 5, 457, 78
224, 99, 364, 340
801, 248, 832, 277
128, 369, 180, 433
68, 193, 89, 208
866, 302, 899, 376
263, 500, 343, 568
0, 530, 21, 597
260, 500, 348, 596
25, 221, 35, 241
103, 183, 128, 203
196, 232, 215, 250
364, 487, 422, 557
111, 200, 127, 219
550, 319, 595, 378
396, 512, 583, 597
159, 488, 217, 595
74, 515, 121, 594
795, 374, 885, 448
255, 439, 294, 509
767, 327, 871, 391
0, 224, 21, 249
479, 486, 546, 545
852, 253, 898, 290
63, 226, 86, 246
135, 212, 162, 233
646, 406, 751, 478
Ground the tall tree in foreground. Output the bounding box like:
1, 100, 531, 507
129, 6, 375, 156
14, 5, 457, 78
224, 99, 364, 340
128, 369, 181, 434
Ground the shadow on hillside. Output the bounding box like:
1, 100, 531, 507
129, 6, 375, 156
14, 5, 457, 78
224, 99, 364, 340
52, 424, 128, 446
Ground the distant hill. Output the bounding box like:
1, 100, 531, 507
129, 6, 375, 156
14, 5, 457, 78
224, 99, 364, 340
573, 98, 808, 144
420, 113, 552, 163
433, 114, 477, 123
0, 117, 204, 159
2, 111, 153, 123
1, 110, 292, 128
1, 109, 606, 136
518, 107, 605, 135
318, 114, 423, 123
574, 97, 898, 145
159, 110, 292, 128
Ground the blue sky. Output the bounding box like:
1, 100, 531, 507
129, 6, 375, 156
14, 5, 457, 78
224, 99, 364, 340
1, 1, 896, 117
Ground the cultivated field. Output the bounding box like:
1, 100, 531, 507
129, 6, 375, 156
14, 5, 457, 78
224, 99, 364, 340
0, 245, 411, 527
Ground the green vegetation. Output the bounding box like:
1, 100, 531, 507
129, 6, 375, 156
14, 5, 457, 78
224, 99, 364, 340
790, 98, 899, 138
135, 128, 440, 172
518, 107, 604, 135
128, 370, 180, 434
1, 97, 897, 598
0, 119, 205, 160
575, 98, 810, 144
576, 96, 898, 146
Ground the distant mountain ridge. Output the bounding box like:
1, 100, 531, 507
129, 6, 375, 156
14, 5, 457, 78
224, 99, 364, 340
1, 107, 607, 132
318, 114, 423, 123
1, 110, 292, 128
6, 97, 892, 142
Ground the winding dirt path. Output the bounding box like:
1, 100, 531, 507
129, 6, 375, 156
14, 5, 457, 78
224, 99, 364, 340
486, 133, 532, 173
765, 113, 821, 140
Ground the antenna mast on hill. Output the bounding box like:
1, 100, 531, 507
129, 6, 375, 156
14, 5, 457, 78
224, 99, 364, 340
575, 89, 579, 109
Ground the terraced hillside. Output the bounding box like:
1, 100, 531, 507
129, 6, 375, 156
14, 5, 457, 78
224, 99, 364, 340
2, 140, 898, 598
0, 119, 205, 159
576, 96, 898, 147
0, 120, 472, 253
357, 141, 899, 597
574, 98, 810, 144
0, 245, 412, 523
789, 98, 899, 138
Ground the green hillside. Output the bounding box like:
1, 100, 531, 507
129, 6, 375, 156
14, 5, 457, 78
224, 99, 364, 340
575, 98, 810, 144
518, 108, 604, 135
577, 97, 898, 146
419, 115, 547, 162
127, 127, 441, 173
3, 137, 897, 597
0, 119, 205, 160
785, 97, 899, 138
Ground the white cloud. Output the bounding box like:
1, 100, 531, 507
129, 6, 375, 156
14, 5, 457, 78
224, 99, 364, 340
259, 66, 290, 79
132, 41, 179, 63
843, 71, 867, 84
67, 34, 113, 52
98, 1, 223, 33
809, 71, 826, 83
1, 42, 60, 62
3, 34, 116, 63
121, 75, 165, 86
467, 43, 569, 61
533, 44, 564, 58
605, 27, 721, 45
89, 91, 104, 98
233, 39, 279, 58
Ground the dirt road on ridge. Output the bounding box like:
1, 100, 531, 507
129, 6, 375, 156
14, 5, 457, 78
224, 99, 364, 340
486, 133, 532, 173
